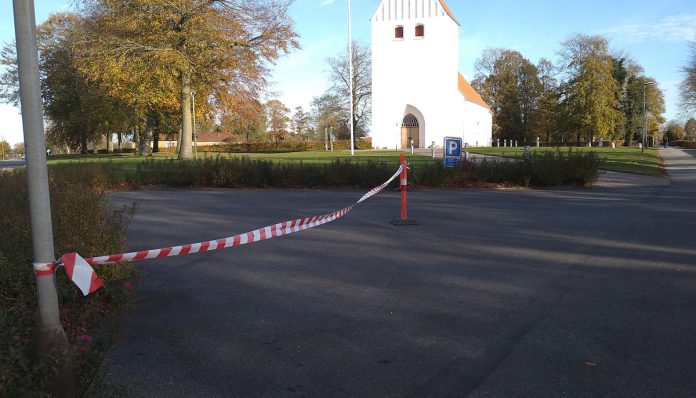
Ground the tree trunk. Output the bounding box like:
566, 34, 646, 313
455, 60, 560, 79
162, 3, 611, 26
138, 110, 155, 156
178, 70, 193, 160
117, 132, 122, 151
106, 132, 113, 153
133, 126, 140, 155
79, 126, 87, 154
153, 127, 159, 153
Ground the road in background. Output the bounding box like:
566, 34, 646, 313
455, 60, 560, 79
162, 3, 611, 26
100, 148, 696, 397
0, 159, 25, 170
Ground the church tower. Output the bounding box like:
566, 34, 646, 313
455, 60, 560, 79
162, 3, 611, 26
370, 0, 492, 149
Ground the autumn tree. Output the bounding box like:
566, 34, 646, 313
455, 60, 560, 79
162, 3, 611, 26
220, 98, 266, 145
13, 142, 25, 158
0, 44, 19, 106
0, 137, 10, 160
266, 99, 289, 145
473, 48, 541, 142
325, 40, 371, 144
79, 0, 299, 160
627, 76, 664, 145
663, 120, 685, 141
685, 118, 696, 140
557, 34, 623, 144
1, 13, 135, 153
680, 41, 696, 115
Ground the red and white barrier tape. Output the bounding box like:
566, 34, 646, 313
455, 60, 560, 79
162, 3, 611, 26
36, 165, 403, 296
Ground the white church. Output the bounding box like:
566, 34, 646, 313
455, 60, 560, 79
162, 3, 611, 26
370, 0, 492, 149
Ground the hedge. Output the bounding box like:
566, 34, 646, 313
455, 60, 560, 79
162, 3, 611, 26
0, 165, 138, 396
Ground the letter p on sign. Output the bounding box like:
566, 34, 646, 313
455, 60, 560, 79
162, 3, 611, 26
447, 140, 459, 156
444, 137, 462, 157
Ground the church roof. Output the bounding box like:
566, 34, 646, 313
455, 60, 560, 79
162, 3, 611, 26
458, 73, 491, 110
439, 1, 460, 26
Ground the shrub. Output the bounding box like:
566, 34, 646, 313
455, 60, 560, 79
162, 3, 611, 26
132, 157, 397, 189
673, 140, 696, 149
128, 150, 600, 190
0, 165, 138, 396
467, 149, 600, 187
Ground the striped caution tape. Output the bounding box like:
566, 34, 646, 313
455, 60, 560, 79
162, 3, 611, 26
44, 165, 403, 296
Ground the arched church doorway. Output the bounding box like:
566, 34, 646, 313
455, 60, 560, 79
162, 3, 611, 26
401, 113, 419, 149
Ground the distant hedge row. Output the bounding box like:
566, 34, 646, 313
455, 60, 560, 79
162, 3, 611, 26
118, 149, 600, 189
673, 140, 696, 149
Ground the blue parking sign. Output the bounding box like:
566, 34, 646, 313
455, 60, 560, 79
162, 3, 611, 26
444, 137, 462, 167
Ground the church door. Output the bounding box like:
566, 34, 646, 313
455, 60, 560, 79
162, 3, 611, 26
401, 114, 419, 149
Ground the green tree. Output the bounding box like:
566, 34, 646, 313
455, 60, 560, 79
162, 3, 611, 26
291, 106, 310, 141
311, 93, 347, 143
39, 13, 110, 152
80, 0, 299, 160
535, 58, 559, 143
473, 48, 541, 142
325, 40, 371, 143
558, 34, 623, 144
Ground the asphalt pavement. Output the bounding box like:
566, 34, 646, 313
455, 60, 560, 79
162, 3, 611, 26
100, 147, 696, 397
0, 159, 25, 170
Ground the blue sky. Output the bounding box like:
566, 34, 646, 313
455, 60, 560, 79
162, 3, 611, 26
1, 0, 694, 145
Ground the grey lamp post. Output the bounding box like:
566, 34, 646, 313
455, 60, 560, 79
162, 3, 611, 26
642, 81, 655, 153
13, 0, 74, 394
191, 90, 197, 160
347, 0, 354, 155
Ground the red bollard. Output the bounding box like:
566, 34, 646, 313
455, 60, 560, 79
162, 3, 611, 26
391, 153, 418, 225
400, 153, 408, 220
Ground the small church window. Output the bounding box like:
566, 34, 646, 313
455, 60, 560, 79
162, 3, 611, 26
415, 24, 424, 37
395, 26, 404, 39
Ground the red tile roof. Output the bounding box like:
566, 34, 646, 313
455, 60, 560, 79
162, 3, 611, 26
439, 0, 460, 26
458, 73, 491, 110
195, 132, 235, 143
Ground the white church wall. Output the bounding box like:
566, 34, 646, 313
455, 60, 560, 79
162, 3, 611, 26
371, 0, 461, 149
461, 101, 493, 147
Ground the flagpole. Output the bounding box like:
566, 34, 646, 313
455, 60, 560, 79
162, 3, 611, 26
348, 0, 355, 156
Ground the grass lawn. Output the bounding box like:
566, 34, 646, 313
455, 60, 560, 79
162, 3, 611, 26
46, 147, 662, 177
47, 150, 435, 173
468, 146, 663, 176
206, 150, 436, 166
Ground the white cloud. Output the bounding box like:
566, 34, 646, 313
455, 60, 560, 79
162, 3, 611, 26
321, 0, 336, 6
604, 14, 696, 43
0, 104, 24, 146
